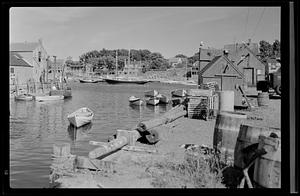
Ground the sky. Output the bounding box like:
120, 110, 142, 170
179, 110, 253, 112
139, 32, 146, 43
9, 7, 280, 60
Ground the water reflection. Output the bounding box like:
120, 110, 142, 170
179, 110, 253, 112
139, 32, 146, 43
67, 123, 93, 142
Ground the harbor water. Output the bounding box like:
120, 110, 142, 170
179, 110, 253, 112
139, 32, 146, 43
9, 81, 195, 188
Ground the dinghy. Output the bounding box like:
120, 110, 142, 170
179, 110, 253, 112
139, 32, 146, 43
157, 94, 169, 104
15, 94, 34, 101
144, 90, 159, 97
35, 95, 64, 102
171, 89, 187, 97
67, 107, 94, 128
145, 97, 160, 106
129, 96, 144, 106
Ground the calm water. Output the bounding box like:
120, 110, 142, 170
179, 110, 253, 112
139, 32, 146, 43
9, 81, 195, 188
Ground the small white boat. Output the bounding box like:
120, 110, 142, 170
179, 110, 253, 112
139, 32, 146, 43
157, 94, 169, 104
171, 89, 187, 97
79, 79, 99, 83
144, 90, 159, 97
129, 96, 144, 105
35, 95, 64, 102
67, 107, 94, 128
145, 97, 160, 106
15, 94, 34, 101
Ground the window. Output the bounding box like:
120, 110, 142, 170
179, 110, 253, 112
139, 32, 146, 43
11, 67, 14, 73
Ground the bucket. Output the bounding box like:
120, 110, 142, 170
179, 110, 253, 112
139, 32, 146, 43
213, 111, 247, 164
234, 125, 280, 169
257, 92, 269, 107
218, 91, 234, 112
253, 135, 281, 188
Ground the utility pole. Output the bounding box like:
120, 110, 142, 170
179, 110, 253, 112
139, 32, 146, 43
198, 41, 204, 87
53, 55, 57, 86
115, 50, 118, 77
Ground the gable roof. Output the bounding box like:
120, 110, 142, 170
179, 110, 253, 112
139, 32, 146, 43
199, 55, 244, 79
10, 42, 39, 52
10, 52, 33, 67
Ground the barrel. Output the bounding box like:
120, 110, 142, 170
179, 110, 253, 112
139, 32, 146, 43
213, 111, 247, 164
234, 125, 279, 169
253, 135, 281, 188
217, 91, 234, 112
257, 92, 269, 107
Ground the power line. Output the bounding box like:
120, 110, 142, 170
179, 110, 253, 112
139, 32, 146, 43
243, 8, 250, 40
251, 8, 266, 38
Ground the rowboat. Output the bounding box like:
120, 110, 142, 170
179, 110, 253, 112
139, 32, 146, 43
49, 87, 72, 98
145, 97, 160, 106
171, 89, 187, 97
105, 78, 148, 84
67, 107, 94, 128
79, 79, 99, 83
35, 95, 64, 102
129, 96, 144, 106
144, 90, 159, 97
15, 94, 34, 101
157, 94, 169, 104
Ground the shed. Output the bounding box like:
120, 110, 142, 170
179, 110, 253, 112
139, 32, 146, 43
199, 55, 246, 107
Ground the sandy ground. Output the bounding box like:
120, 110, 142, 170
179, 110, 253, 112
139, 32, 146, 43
55, 97, 281, 188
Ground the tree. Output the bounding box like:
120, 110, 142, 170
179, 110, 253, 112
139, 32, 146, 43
175, 54, 187, 58
272, 40, 280, 58
259, 40, 273, 60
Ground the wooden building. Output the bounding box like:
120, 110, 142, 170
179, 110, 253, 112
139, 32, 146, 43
224, 40, 265, 87
198, 54, 246, 106
10, 52, 33, 88
10, 39, 48, 84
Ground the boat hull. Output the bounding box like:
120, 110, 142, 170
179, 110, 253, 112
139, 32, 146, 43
158, 95, 169, 104
35, 95, 64, 102
144, 90, 159, 97
15, 94, 33, 101
146, 98, 160, 106
67, 107, 94, 128
171, 89, 187, 97
105, 78, 148, 84
129, 99, 144, 106
79, 79, 98, 83
49, 89, 72, 98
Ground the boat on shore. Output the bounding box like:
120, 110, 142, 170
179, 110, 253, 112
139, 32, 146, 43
144, 90, 159, 97
35, 95, 64, 102
15, 94, 34, 101
67, 107, 94, 128
157, 94, 169, 104
171, 89, 187, 97
129, 96, 144, 106
105, 78, 148, 84
145, 97, 160, 106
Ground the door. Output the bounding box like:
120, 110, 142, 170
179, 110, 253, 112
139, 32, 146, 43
243, 68, 254, 86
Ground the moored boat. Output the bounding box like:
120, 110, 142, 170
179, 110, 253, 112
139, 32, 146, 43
35, 95, 64, 102
49, 87, 72, 98
144, 90, 159, 97
67, 107, 94, 128
79, 79, 99, 83
15, 94, 34, 101
105, 78, 148, 84
157, 94, 169, 104
171, 89, 187, 97
129, 96, 144, 106
145, 97, 160, 106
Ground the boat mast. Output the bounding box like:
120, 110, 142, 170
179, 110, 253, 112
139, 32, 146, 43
128, 49, 130, 65
115, 50, 118, 77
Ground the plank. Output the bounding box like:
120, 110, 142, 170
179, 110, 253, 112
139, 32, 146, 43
122, 145, 158, 153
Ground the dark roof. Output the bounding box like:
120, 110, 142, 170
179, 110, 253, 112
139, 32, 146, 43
10, 42, 39, 52
199, 55, 244, 79
10, 52, 33, 67
224, 43, 259, 56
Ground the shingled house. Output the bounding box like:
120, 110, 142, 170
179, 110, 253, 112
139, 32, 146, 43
10, 52, 33, 87
224, 40, 265, 87
198, 53, 246, 106
10, 39, 48, 84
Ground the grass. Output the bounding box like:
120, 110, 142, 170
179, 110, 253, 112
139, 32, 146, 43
147, 148, 227, 188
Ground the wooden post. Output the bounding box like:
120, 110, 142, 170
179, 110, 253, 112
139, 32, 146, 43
89, 136, 128, 159
53, 143, 71, 157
